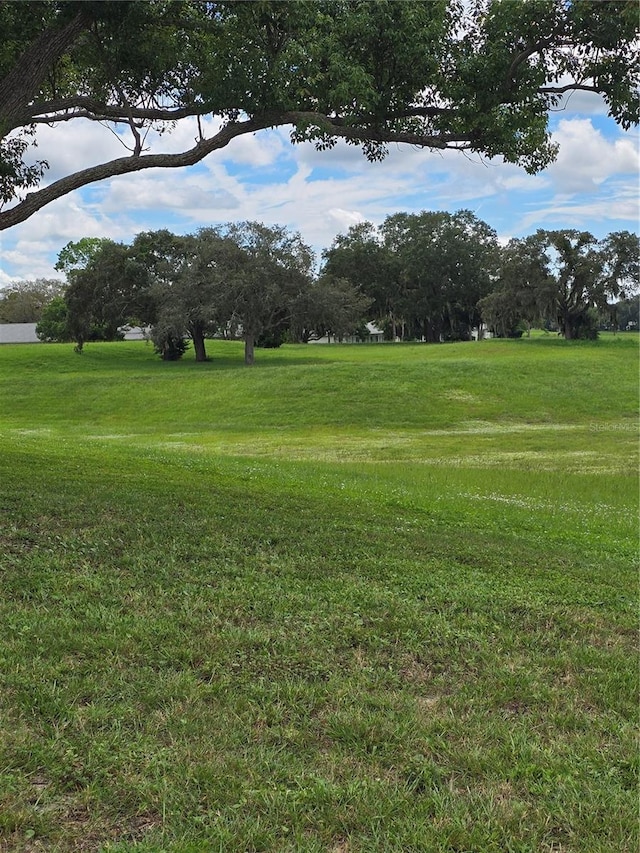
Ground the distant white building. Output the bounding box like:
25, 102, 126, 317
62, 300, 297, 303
309, 321, 385, 344
0, 323, 151, 343
471, 325, 493, 341
0, 323, 38, 343
120, 325, 150, 340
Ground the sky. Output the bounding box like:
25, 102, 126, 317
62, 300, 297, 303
0, 88, 638, 288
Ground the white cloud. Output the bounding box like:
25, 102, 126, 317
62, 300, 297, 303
31, 122, 127, 183
547, 87, 610, 119
547, 119, 639, 193
516, 182, 640, 234
102, 171, 239, 213
143, 116, 224, 155
218, 130, 287, 167
0, 192, 133, 282
0, 245, 65, 284
31, 115, 228, 182
328, 208, 366, 231
0, 269, 14, 288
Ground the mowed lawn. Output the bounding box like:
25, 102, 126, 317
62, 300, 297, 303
0, 335, 637, 853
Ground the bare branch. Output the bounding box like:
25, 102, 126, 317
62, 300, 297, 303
11, 98, 210, 133
127, 108, 144, 157
539, 84, 601, 95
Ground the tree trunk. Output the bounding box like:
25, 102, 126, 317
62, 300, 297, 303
424, 321, 440, 343
192, 326, 208, 362
244, 333, 255, 365
561, 313, 574, 339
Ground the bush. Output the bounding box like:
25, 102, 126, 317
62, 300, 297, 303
155, 334, 189, 361
36, 296, 72, 342
151, 324, 189, 360
570, 308, 600, 340
256, 328, 285, 348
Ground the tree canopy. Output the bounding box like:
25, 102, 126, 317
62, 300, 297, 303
1, 0, 637, 230
62, 238, 150, 350
36, 216, 640, 356
35, 295, 73, 342
479, 229, 640, 338
54, 223, 368, 364
0, 278, 64, 323
323, 210, 499, 341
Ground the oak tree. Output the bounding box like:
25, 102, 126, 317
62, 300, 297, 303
481, 229, 640, 338
322, 222, 402, 337
479, 233, 553, 337
62, 239, 149, 349
290, 275, 372, 343
219, 221, 314, 365
543, 229, 640, 338
144, 228, 247, 362
382, 210, 499, 341
1, 1, 637, 230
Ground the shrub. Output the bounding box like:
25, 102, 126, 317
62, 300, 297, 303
36, 296, 72, 342
150, 323, 189, 360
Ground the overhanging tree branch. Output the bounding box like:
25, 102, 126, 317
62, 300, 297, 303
20, 99, 208, 130
539, 84, 601, 94
0, 110, 475, 231
283, 111, 463, 149
0, 114, 277, 230
0, 0, 637, 230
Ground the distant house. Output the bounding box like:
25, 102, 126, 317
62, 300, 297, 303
120, 325, 150, 340
363, 322, 385, 342
0, 323, 153, 344
309, 321, 385, 344
0, 323, 38, 343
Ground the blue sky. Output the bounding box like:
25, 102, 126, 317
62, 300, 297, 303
0, 88, 638, 287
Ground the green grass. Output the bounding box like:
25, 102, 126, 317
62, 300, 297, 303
0, 334, 638, 852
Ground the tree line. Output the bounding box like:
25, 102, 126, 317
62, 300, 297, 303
35, 223, 372, 365
1, 211, 636, 363
322, 214, 639, 342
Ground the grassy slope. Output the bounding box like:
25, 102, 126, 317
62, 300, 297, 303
0, 335, 637, 852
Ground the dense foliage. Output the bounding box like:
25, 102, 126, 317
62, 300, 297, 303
481, 229, 640, 339
0, 279, 64, 323
6, 214, 636, 352
0, 0, 637, 229
35, 296, 72, 343
52, 224, 369, 363
324, 211, 500, 342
